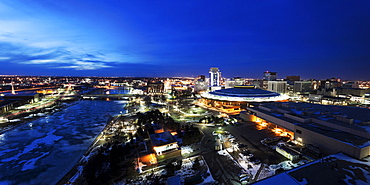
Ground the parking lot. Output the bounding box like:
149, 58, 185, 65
197, 119, 291, 184
223, 121, 287, 165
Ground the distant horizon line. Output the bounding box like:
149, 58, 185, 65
0, 74, 368, 81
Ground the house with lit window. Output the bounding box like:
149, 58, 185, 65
150, 131, 180, 157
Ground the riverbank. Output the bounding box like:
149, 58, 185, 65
55, 114, 123, 185
0, 100, 78, 135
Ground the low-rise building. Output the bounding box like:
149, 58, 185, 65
276, 145, 300, 161
0, 100, 17, 113
150, 131, 179, 156
243, 102, 370, 159
147, 82, 164, 95
254, 153, 370, 185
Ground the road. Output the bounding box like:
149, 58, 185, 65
198, 125, 243, 185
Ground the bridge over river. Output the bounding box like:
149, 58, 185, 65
81, 93, 143, 100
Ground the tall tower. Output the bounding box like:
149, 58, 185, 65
209, 67, 221, 86
11, 82, 16, 94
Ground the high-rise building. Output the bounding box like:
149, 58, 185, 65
198, 75, 206, 81
147, 82, 164, 94
293, 81, 312, 93
225, 77, 244, 89
286, 76, 300, 85
209, 67, 221, 86
263, 71, 277, 81
268, 81, 287, 93
252, 80, 264, 89
194, 80, 208, 93
194, 75, 208, 93
342, 81, 360, 89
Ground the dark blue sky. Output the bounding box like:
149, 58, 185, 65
0, 0, 370, 80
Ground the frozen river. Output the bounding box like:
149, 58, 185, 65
0, 99, 128, 185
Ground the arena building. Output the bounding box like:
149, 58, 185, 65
198, 86, 289, 114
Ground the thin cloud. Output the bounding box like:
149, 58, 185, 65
26, 59, 57, 64
0, 41, 121, 70
0, 1, 145, 72
55, 61, 112, 70
0, 57, 10, 60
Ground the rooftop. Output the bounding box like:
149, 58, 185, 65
201, 86, 289, 102
209, 86, 280, 98
248, 102, 370, 147
259, 102, 370, 132
254, 153, 370, 185
297, 122, 370, 148
150, 131, 177, 146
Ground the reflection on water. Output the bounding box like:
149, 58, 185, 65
0, 100, 127, 185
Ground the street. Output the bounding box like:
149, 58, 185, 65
199, 125, 243, 185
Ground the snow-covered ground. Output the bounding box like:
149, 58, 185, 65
175, 155, 216, 185
181, 145, 194, 155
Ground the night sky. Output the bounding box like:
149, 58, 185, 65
0, 0, 370, 80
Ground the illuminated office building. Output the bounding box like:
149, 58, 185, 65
209, 67, 221, 87
268, 81, 287, 94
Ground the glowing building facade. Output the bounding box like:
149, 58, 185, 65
268, 81, 287, 94
199, 85, 289, 114
209, 67, 221, 87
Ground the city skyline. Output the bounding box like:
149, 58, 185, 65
1, 1, 370, 80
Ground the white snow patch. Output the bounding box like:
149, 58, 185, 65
21, 152, 50, 171
0, 148, 17, 156
342, 174, 352, 185
217, 150, 229, 156
1, 130, 62, 162
181, 146, 194, 155
68, 166, 84, 183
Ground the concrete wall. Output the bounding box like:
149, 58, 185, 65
247, 108, 296, 131
240, 112, 256, 122
0, 103, 14, 113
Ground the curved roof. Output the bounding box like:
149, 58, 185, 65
209, 88, 280, 98
201, 87, 289, 102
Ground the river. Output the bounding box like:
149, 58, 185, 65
0, 97, 128, 185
